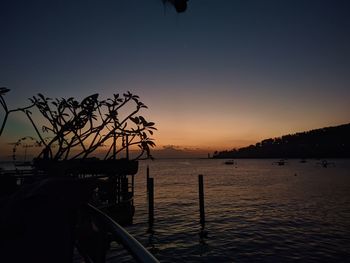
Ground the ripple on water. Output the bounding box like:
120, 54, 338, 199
106, 159, 350, 262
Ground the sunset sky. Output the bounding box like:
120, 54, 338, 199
1, 0, 350, 158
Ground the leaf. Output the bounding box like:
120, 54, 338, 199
81, 94, 99, 109
145, 122, 155, 127
139, 116, 147, 125
38, 93, 45, 101
147, 141, 156, 147
130, 117, 139, 124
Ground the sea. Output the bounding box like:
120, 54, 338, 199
106, 158, 350, 262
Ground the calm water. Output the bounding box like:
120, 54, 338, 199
2, 159, 350, 262
108, 159, 350, 262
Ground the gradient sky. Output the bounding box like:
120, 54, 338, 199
1, 0, 350, 158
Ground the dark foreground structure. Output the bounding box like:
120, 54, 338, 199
0, 159, 158, 263
0, 89, 159, 262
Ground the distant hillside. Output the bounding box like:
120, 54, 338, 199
213, 123, 350, 159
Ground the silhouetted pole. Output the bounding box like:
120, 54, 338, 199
126, 135, 129, 160
148, 177, 154, 229
113, 130, 116, 159
146, 165, 150, 193
198, 174, 205, 229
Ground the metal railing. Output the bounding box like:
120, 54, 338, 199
86, 204, 159, 263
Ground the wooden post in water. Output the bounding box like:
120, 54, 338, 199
148, 177, 154, 229
198, 174, 205, 229
126, 135, 129, 160
113, 130, 116, 159
146, 165, 150, 193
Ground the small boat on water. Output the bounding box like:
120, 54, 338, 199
319, 160, 336, 168
224, 160, 235, 165
277, 160, 285, 165
273, 159, 287, 166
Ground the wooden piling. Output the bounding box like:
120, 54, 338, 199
198, 174, 205, 229
113, 130, 116, 159
146, 165, 150, 192
126, 135, 129, 160
132, 175, 135, 200
148, 177, 154, 228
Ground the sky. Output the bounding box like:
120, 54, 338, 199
1, 0, 350, 159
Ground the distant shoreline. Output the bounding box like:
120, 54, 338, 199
213, 123, 350, 160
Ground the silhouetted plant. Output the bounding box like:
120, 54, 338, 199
0, 87, 35, 136
0, 88, 156, 161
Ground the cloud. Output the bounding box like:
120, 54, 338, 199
152, 145, 209, 158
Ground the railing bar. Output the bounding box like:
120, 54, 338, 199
86, 204, 159, 263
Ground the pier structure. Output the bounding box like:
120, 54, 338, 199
0, 158, 138, 225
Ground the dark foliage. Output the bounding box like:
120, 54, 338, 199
213, 124, 350, 159
163, 0, 188, 13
